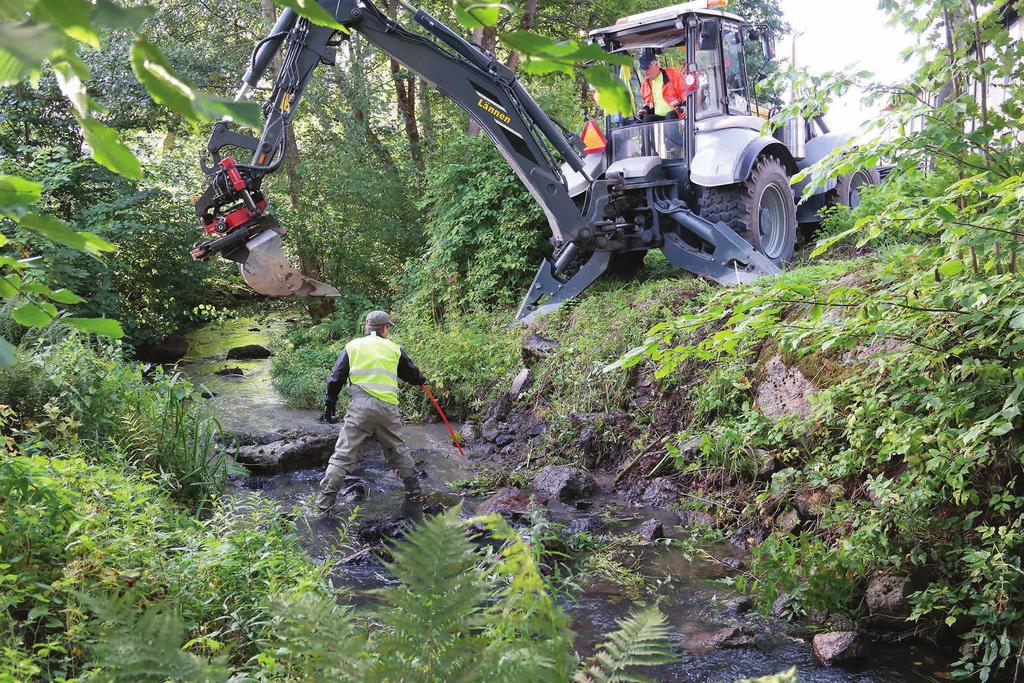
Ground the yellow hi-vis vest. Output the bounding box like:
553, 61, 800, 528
345, 333, 401, 405
651, 72, 672, 116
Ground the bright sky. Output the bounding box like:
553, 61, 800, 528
776, 0, 918, 133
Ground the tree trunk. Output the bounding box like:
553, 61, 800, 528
466, 26, 498, 136
504, 0, 537, 72
388, 0, 423, 169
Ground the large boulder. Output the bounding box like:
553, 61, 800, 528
235, 428, 336, 474
567, 516, 607, 535
476, 487, 532, 521
226, 344, 273, 360
865, 575, 911, 620
812, 631, 862, 666
135, 335, 189, 363
522, 334, 560, 366
533, 465, 596, 500
754, 356, 817, 421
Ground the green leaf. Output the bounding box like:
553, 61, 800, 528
0, 335, 14, 366
35, 0, 99, 48
274, 0, 348, 31
0, 21, 64, 86
0, 0, 33, 20
0, 175, 42, 210
65, 317, 124, 338
453, 0, 501, 28
934, 205, 955, 222
130, 38, 199, 123
0, 276, 18, 298
21, 282, 85, 304
81, 118, 143, 180
12, 301, 55, 327
19, 212, 87, 250
91, 0, 153, 29
582, 65, 631, 116
193, 94, 262, 129
53, 61, 89, 117
937, 260, 964, 277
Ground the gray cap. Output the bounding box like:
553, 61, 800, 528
365, 310, 393, 327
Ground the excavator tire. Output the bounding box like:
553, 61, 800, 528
698, 155, 797, 266
826, 168, 881, 210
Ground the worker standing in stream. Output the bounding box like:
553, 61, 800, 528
636, 49, 687, 122
316, 310, 426, 512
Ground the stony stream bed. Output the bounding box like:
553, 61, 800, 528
181, 314, 950, 682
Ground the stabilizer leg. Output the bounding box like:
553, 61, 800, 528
514, 250, 611, 323
657, 200, 781, 286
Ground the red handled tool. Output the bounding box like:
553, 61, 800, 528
422, 385, 463, 457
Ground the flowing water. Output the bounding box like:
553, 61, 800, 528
183, 315, 951, 682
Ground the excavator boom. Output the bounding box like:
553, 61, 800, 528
191, 0, 779, 319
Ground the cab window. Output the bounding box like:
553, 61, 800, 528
723, 25, 749, 115
695, 21, 723, 118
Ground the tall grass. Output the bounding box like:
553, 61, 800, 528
6, 336, 230, 512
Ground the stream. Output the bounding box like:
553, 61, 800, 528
182, 314, 949, 682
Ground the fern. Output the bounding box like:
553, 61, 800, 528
262, 593, 367, 681
369, 508, 492, 682
572, 607, 677, 683
83, 595, 229, 683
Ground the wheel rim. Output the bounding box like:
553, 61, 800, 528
849, 170, 870, 208
757, 183, 789, 259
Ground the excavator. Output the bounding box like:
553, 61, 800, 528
191, 0, 871, 321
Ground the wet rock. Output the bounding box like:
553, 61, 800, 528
754, 356, 817, 421
573, 499, 592, 511
793, 488, 831, 519
226, 344, 273, 360
771, 592, 792, 618
528, 422, 546, 438
215, 366, 244, 376
865, 575, 911, 620
481, 417, 501, 444
487, 391, 514, 423
461, 423, 478, 442
639, 478, 683, 508
576, 427, 596, 454
722, 596, 753, 614
235, 429, 336, 474
476, 487, 532, 521
248, 327, 261, 332
533, 465, 596, 500
340, 547, 374, 565
495, 433, 514, 448
522, 333, 560, 366
135, 335, 189, 363
678, 510, 715, 528
637, 518, 664, 543
812, 631, 863, 666
481, 418, 500, 443
567, 516, 606, 535
756, 450, 778, 481
356, 515, 413, 544
774, 508, 801, 532
690, 626, 756, 651
510, 368, 531, 396
200, 390, 217, 399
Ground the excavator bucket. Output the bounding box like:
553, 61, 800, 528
221, 217, 340, 298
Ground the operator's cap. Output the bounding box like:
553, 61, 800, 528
638, 49, 657, 69
365, 310, 393, 327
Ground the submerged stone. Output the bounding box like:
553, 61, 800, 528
226, 344, 273, 360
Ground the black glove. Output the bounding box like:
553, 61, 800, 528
319, 402, 338, 424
